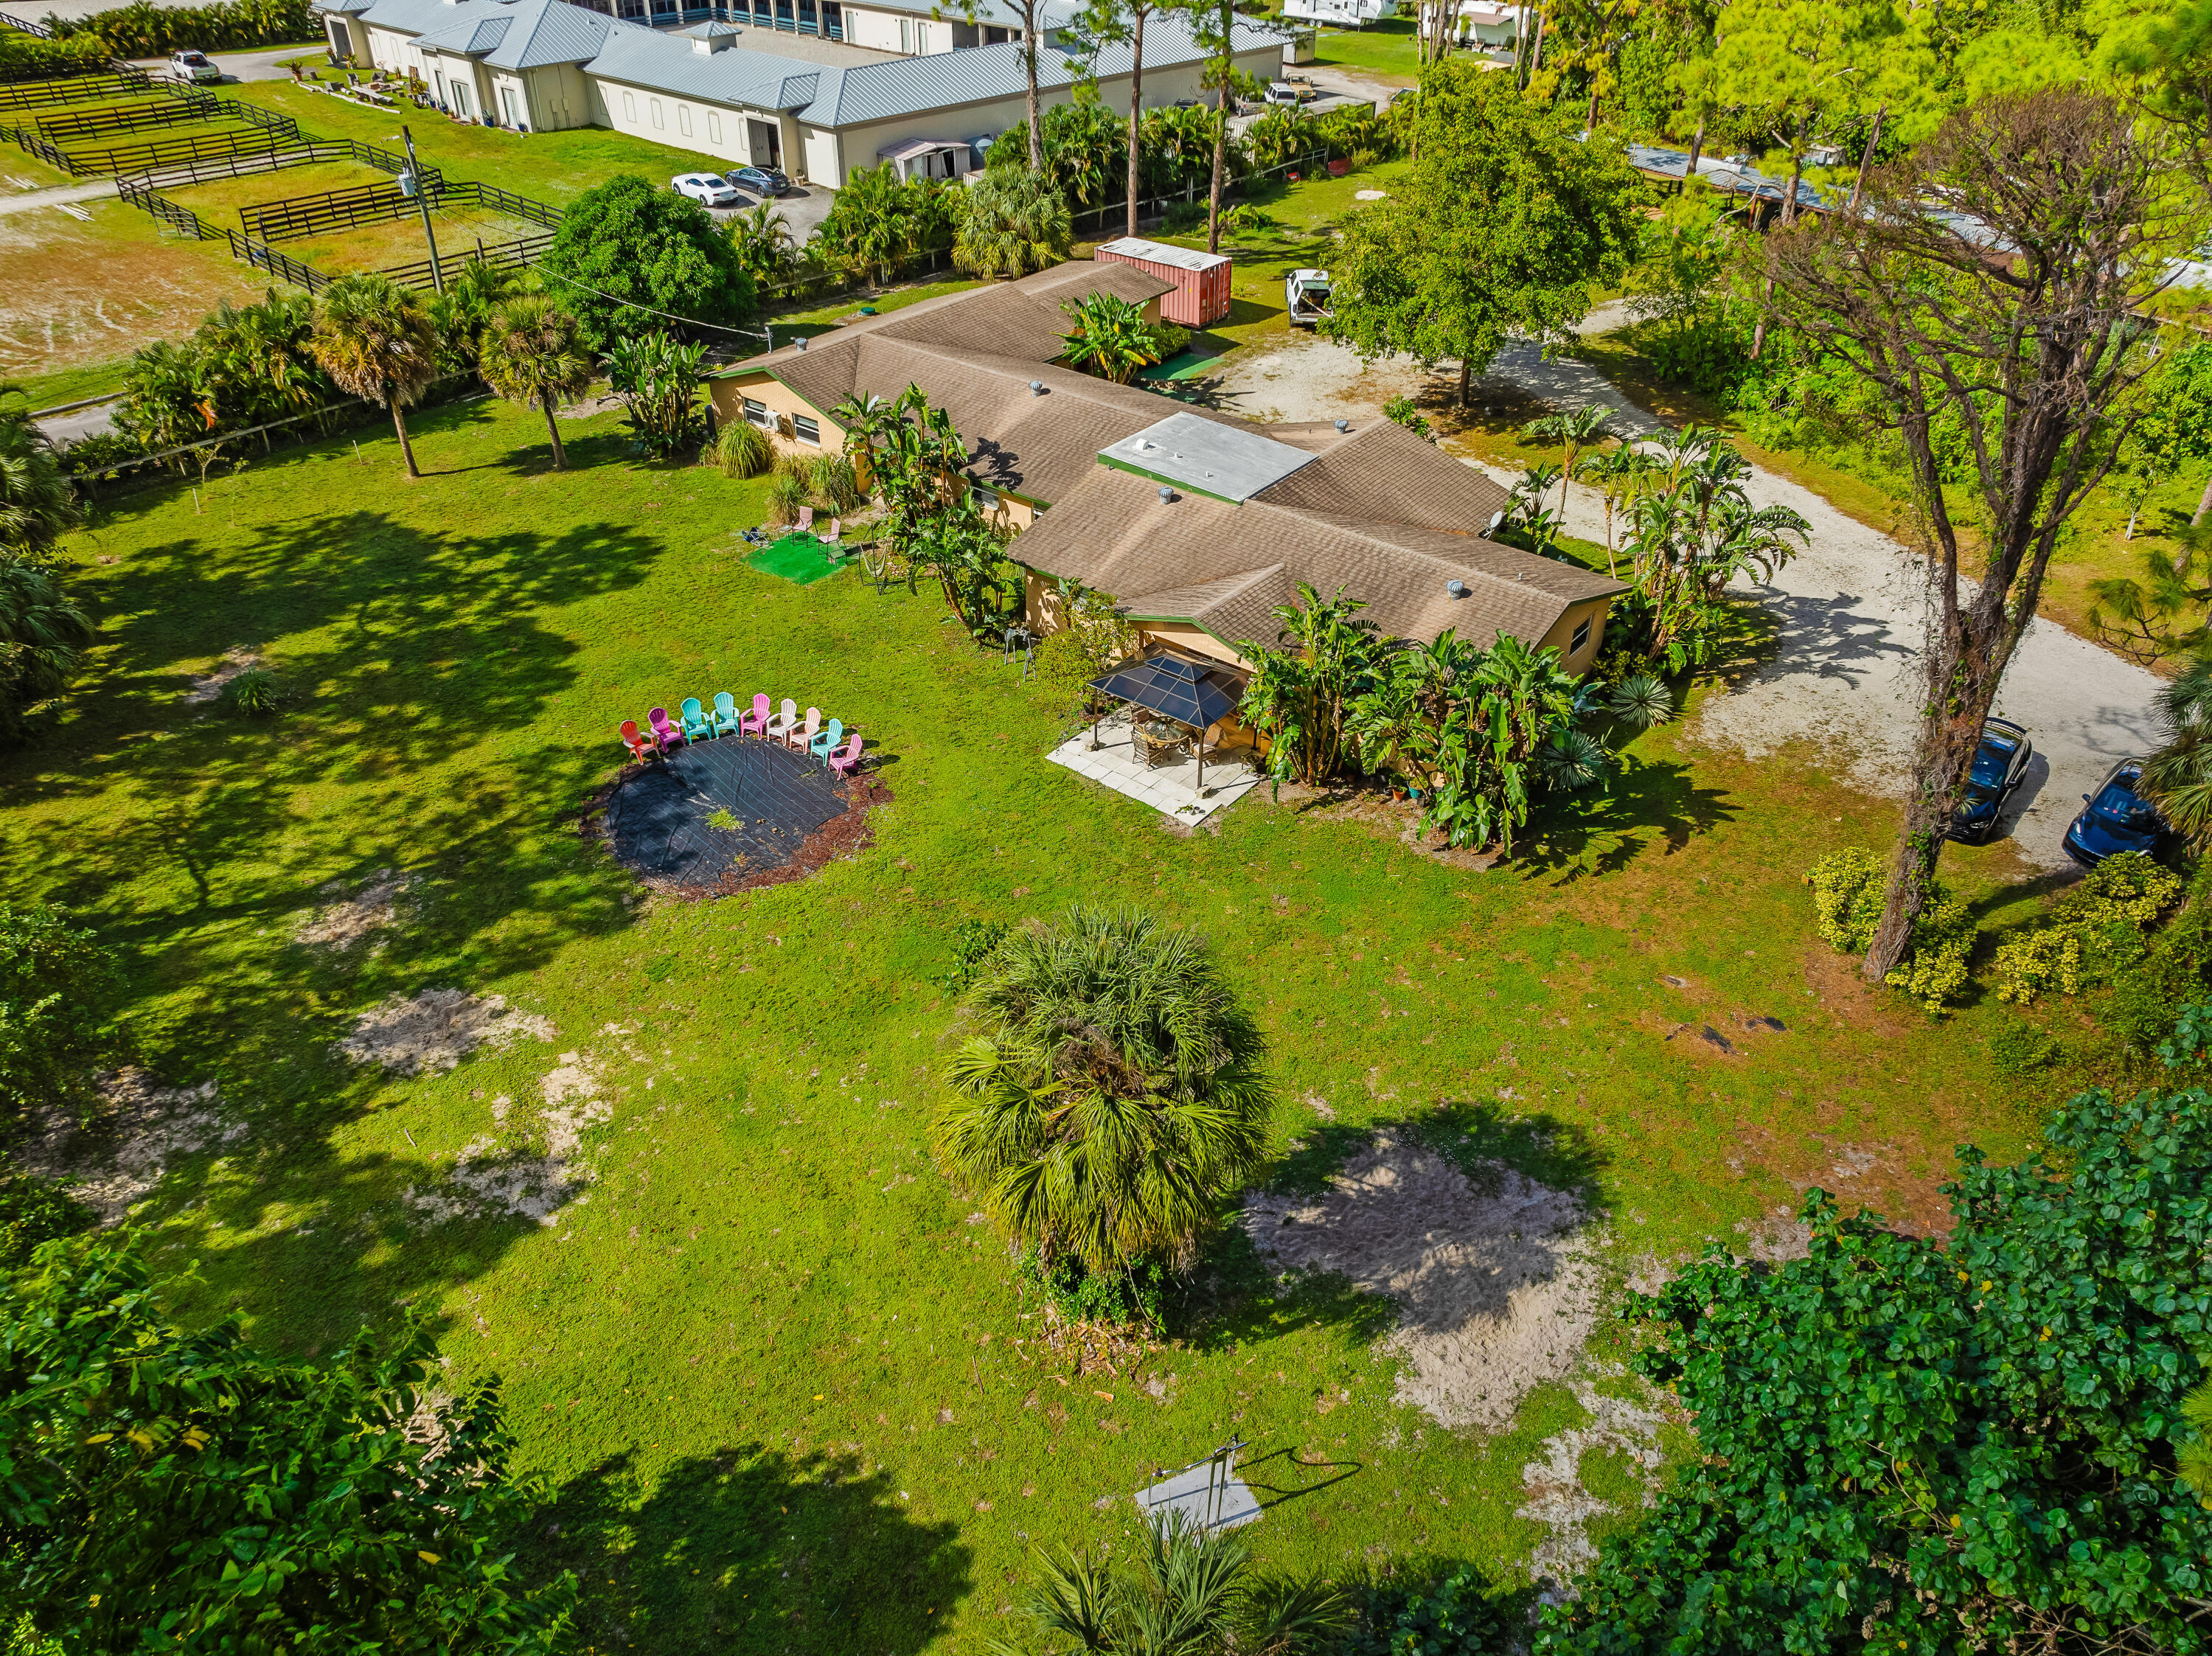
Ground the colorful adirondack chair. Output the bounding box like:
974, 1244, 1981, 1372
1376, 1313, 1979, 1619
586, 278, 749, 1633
828, 733, 865, 777
784, 706, 821, 752
807, 717, 844, 765
619, 720, 653, 764
711, 691, 740, 737
680, 697, 714, 742
648, 706, 682, 750
740, 693, 772, 738
764, 697, 799, 745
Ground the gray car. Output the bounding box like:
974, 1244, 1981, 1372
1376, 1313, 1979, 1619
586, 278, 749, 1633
725, 165, 790, 196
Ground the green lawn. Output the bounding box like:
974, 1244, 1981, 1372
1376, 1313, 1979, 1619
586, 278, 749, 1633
1310, 21, 1423, 85
229, 80, 737, 206
5, 396, 2068, 1652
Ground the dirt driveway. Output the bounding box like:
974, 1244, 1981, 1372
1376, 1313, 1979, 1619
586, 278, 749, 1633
1202, 327, 2166, 871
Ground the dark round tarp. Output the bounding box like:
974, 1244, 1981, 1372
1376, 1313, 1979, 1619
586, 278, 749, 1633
602, 737, 848, 893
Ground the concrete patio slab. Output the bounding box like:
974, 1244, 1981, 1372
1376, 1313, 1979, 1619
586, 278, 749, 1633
1046, 712, 1262, 825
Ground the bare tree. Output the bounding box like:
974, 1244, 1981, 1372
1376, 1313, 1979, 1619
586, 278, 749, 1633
1764, 88, 2198, 981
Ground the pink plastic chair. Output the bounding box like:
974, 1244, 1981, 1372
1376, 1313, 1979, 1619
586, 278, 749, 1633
828, 732, 865, 777
739, 692, 771, 738
764, 697, 799, 745
618, 720, 653, 764
783, 706, 820, 752
647, 706, 683, 750
824, 516, 841, 543
796, 506, 814, 532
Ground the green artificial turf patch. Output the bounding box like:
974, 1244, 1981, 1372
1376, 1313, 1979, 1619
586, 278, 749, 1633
1, 396, 2065, 1654
746, 531, 844, 585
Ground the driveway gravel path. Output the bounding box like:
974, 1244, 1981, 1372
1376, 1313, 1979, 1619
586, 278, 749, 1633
1206, 325, 2168, 869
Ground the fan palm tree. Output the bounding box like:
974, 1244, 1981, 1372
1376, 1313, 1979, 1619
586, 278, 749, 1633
933, 906, 1274, 1279
0, 391, 80, 560
2141, 647, 2212, 850
308, 274, 441, 479
1521, 404, 1613, 517
1059, 291, 1163, 384
954, 171, 1073, 280
0, 554, 94, 741
476, 295, 594, 471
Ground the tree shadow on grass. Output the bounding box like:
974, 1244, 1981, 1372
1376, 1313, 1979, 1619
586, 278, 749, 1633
522, 1445, 973, 1656
1514, 752, 1739, 886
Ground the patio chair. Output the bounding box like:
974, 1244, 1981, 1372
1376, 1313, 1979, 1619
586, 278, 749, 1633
824, 517, 841, 543
828, 732, 866, 777
784, 706, 821, 753
618, 720, 653, 764
680, 697, 714, 742
740, 692, 772, 738
647, 706, 683, 750
711, 691, 740, 737
765, 697, 799, 745
796, 506, 814, 533
807, 717, 844, 766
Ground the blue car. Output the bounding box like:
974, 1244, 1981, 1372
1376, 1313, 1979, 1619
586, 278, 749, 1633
1950, 716, 2032, 843
2064, 756, 2167, 866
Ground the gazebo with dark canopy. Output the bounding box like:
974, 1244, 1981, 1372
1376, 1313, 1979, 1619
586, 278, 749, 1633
1085, 651, 1245, 793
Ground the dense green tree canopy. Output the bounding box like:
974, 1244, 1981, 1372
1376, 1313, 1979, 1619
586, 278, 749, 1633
1540, 1071, 2212, 1655
1324, 59, 1640, 404
0, 1234, 577, 1654
538, 175, 756, 349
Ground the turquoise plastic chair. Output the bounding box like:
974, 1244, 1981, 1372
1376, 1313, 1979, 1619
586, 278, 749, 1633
680, 697, 713, 742
808, 717, 844, 766
711, 691, 740, 737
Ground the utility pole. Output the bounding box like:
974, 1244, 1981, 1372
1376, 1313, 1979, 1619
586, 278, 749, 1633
398, 125, 445, 294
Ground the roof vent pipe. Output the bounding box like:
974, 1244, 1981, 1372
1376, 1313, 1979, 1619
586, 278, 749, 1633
796, 335, 807, 351
1447, 579, 1467, 599
1029, 379, 1044, 395
1158, 486, 1176, 503
1333, 418, 1349, 432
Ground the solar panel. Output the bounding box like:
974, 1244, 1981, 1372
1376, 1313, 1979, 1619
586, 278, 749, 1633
1088, 657, 1239, 731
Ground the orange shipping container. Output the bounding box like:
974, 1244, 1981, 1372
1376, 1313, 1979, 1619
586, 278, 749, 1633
1094, 236, 1233, 327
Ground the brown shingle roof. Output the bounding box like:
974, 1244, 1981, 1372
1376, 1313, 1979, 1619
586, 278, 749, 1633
1251, 420, 1514, 535
1011, 467, 1625, 651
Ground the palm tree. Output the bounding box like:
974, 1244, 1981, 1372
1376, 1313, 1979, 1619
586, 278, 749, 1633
309, 273, 441, 479
2143, 648, 2212, 850
954, 172, 1073, 279
0, 554, 94, 741
1059, 291, 1163, 384
728, 200, 793, 290
933, 906, 1274, 1280
476, 295, 594, 471
1012, 1511, 1351, 1656
1521, 404, 1613, 518
0, 391, 80, 560
1579, 442, 1656, 572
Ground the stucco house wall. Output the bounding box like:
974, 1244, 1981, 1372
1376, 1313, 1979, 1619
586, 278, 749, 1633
1537, 595, 1610, 676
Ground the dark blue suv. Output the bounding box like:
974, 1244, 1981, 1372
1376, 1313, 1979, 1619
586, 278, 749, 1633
2064, 757, 2167, 866
1950, 716, 2032, 843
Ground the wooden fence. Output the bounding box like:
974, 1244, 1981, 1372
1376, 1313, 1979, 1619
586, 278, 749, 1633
0, 65, 149, 107
123, 135, 422, 192
1, 110, 305, 177
35, 91, 222, 139
240, 175, 446, 240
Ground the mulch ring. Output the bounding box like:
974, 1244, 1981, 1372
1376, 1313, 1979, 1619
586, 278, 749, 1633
580, 741, 893, 902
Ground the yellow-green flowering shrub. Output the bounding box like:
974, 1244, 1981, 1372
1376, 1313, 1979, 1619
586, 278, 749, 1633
1806, 848, 1885, 951
1804, 850, 1975, 1014
1992, 852, 2183, 1005
1885, 894, 1974, 1015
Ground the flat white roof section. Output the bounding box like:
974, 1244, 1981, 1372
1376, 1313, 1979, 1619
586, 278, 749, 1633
1096, 236, 1231, 274
1099, 411, 1318, 504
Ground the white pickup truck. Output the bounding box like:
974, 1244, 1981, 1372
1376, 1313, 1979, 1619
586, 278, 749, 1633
1285, 268, 1332, 328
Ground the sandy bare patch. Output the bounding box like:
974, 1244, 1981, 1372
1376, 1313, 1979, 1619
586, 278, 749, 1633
404, 1050, 611, 1226
295, 868, 411, 952
15, 1068, 243, 1224
184, 647, 259, 705
1735, 1207, 1813, 1264
1242, 1132, 1600, 1430
1203, 334, 1430, 427
1517, 1374, 1670, 1593
335, 988, 556, 1077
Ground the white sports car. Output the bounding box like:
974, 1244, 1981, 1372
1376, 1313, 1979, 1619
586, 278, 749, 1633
670, 172, 741, 209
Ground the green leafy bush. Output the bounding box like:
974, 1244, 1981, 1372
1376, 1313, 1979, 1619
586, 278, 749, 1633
219, 667, 279, 716
1382, 394, 1433, 439
1012, 1245, 1164, 1332
0, 904, 119, 1123
1351, 1566, 1508, 1656
1540, 1057, 2212, 1655
539, 176, 755, 351
928, 917, 1009, 998
808, 453, 863, 514
601, 330, 705, 460
0, 1169, 90, 1272
0, 1232, 577, 1651
1994, 851, 2184, 1003
44, 0, 317, 55
1804, 849, 1975, 1013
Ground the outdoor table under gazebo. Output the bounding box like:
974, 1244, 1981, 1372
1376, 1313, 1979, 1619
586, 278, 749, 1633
1085, 652, 1246, 796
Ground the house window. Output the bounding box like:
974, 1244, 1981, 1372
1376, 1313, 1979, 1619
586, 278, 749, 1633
793, 414, 821, 445
707, 111, 722, 142
501, 85, 521, 126
678, 105, 692, 136
1571, 615, 1593, 655
622, 89, 637, 121
898, 16, 911, 50
971, 484, 999, 512
742, 397, 771, 427
650, 97, 664, 129
450, 81, 471, 119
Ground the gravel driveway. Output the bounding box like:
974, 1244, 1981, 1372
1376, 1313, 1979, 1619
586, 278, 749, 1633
1206, 326, 2168, 870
